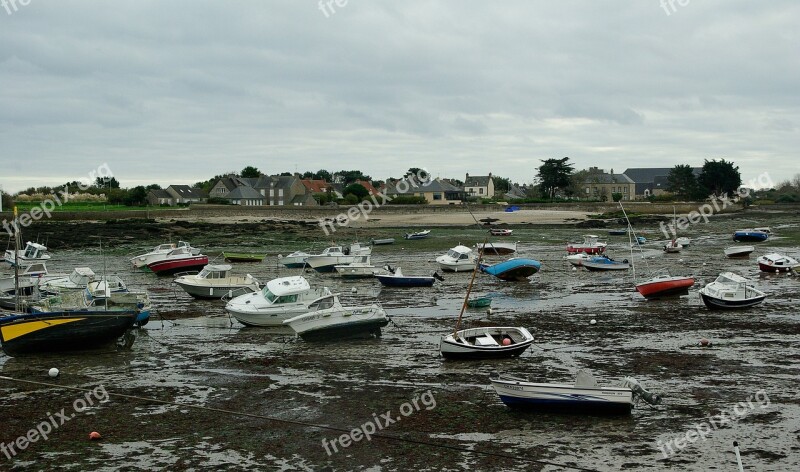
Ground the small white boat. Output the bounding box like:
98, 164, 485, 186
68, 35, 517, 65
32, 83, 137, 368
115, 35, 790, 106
699, 272, 766, 310
490, 228, 513, 236
757, 253, 799, 273
42, 267, 96, 291
489, 370, 661, 414
475, 241, 518, 255
283, 294, 389, 341
724, 245, 755, 258
334, 255, 380, 278
174, 264, 261, 299
279, 251, 311, 269
436, 245, 476, 272
370, 238, 395, 246
404, 230, 431, 240
663, 239, 683, 253
676, 237, 691, 247
86, 276, 128, 297
4, 241, 50, 265
304, 243, 373, 273
131, 241, 198, 268
440, 327, 534, 359
566, 253, 592, 267
225, 276, 332, 327
0, 261, 48, 293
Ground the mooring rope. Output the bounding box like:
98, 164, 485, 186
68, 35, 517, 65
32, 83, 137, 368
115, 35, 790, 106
0, 375, 599, 471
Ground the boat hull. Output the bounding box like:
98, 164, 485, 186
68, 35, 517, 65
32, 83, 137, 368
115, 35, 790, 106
476, 242, 517, 255
758, 263, 796, 273
699, 292, 766, 310
228, 306, 312, 327
370, 238, 395, 246
635, 277, 695, 299
480, 259, 541, 281
582, 260, 629, 271
724, 246, 755, 258
376, 275, 435, 287
491, 380, 633, 414
148, 256, 209, 275
733, 232, 769, 243
440, 327, 534, 360
291, 317, 389, 341
174, 281, 258, 299
0, 311, 137, 356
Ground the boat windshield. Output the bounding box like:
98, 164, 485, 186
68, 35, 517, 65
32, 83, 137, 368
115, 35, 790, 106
447, 250, 459, 258
261, 287, 298, 304
262, 287, 278, 302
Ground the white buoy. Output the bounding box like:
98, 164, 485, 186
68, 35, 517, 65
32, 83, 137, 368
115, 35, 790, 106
487, 308, 493, 315
351, 287, 357, 293
590, 319, 597, 325
48, 368, 59, 378
572, 266, 577, 271
679, 259, 684, 262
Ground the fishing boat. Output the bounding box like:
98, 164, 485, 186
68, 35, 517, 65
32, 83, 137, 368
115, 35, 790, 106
635, 273, 695, 299
370, 238, 395, 246
375, 266, 442, 287
86, 276, 128, 297
224, 276, 332, 327
489, 370, 661, 414
222, 252, 265, 263
699, 272, 766, 309
279, 251, 311, 269
334, 255, 380, 278
41, 267, 96, 292
480, 258, 541, 281
283, 294, 389, 341
724, 245, 755, 258
582, 255, 630, 271
490, 228, 513, 236
466, 296, 492, 308
733, 230, 769, 243
676, 237, 691, 247
174, 264, 261, 299
304, 243, 372, 273
475, 241, 517, 255
131, 241, 198, 268
404, 230, 431, 240
436, 245, 476, 272
440, 326, 534, 359
566, 253, 592, 267
146, 247, 209, 275
4, 241, 50, 265
566, 235, 607, 255
757, 253, 800, 273
663, 239, 683, 254
608, 229, 627, 236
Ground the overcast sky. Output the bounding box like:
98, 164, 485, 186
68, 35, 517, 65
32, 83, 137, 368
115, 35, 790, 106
1, 1, 798, 192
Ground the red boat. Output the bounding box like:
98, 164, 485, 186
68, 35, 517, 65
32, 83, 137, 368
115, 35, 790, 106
635, 275, 695, 299
757, 253, 799, 273
566, 235, 607, 255
147, 247, 209, 275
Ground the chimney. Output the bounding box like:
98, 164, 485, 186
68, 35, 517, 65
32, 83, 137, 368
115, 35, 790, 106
488, 172, 492, 178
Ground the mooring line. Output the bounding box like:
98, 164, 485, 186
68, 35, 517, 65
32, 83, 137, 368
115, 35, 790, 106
0, 375, 599, 472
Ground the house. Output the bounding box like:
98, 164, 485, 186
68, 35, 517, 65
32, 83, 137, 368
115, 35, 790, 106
165, 185, 206, 205
623, 167, 702, 199
227, 186, 265, 206
269, 174, 317, 206
385, 177, 464, 204
584, 169, 636, 201
504, 184, 527, 200
209, 176, 250, 200
147, 189, 173, 206
464, 173, 495, 198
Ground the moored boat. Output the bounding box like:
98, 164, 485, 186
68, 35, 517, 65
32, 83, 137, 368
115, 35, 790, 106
582, 255, 630, 271
566, 235, 607, 255
404, 230, 431, 240
370, 238, 396, 246
475, 241, 517, 255
375, 266, 442, 287
699, 272, 766, 309
436, 245, 476, 272
41, 267, 95, 292
733, 230, 769, 243
146, 247, 209, 275
635, 274, 695, 299
566, 253, 592, 267
304, 243, 372, 273
466, 296, 492, 308
279, 251, 311, 269
283, 294, 389, 341
724, 245, 755, 258
131, 241, 198, 268
222, 252, 265, 263
757, 253, 799, 273
225, 276, 332, 327
479, 258, 541, 281
4, 241, 50, 265
663, 239, 683, 254
334, 255, 380, 278
608, 229, 627, 236
440, 326, 534, 360
490, 228, 513, 236
174, 264, 261, 299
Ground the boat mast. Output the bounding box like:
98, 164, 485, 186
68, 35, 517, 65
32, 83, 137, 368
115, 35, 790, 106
13, 207, 21, 313
619, 202, 638, 283
453, 237, 486, 335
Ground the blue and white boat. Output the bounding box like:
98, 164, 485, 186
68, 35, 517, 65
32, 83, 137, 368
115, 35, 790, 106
582, 255, 630, 271
733, 229, 769, 243
375, 266, 442, 287
479, 258, 541, 281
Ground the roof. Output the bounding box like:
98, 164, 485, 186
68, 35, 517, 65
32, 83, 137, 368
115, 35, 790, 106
623, 167, 701, 183
215, 176, 251, 191
387, 178, 462, 194
266, 276, 310, 296
301, 179, 330, 193
585, 173, 634, 184
465, 175, 492, 187
271, 175, 297, 190
168, 185, 206, 199
290, 193, 315, 205
202, 264, 232, 272
149, 189, 171, 199
354, 180, 380, 196
228, 186, 265, 199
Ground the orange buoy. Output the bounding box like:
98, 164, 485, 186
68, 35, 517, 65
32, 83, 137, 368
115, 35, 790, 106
89, 431, 101, 440
699, 338, 711, 347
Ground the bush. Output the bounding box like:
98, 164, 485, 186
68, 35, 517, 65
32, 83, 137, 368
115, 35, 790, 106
387, 196, 428, 205
612, 193, 623, 202
206, 197, 231, 205
776, 194, 798, 203
343, 194, 359, 205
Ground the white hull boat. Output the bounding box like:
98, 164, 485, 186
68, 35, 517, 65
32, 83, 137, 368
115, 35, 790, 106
436, 245, 476, 272
699, 272, 766, 310
724, 245, 755, 258
663, 240, 683, 253
4, 241, 50, 265
566, 253, 592, 267
131, 241, 199, 268
41, 267, 96, 292
676, 237, 690, 247
334, 256, 380, 278
280, 251, 311, 269
304, 244, 372, 273
225, 276, 332, 327
476, 241, 517, 255
175, 264, 260, 299
283, 295, 389, 341
757, 253, 799, 273
440, 326, 534, 359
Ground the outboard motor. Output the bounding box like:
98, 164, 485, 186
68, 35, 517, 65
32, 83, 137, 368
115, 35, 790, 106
622, 377, 662, 406
433, 272, 445, 281
384, 265, 395, 274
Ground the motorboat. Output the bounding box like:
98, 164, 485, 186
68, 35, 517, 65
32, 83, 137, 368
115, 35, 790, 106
174, 264, 261, 299
479, 258, 541, 281
283, 294, 389, 341
304, 243, 372, 273
404, 230, 431, 240
676, 237, 691, 247
635, 274, 695, 299
131, 241, 198, 268
4, 241, 50, 265
334, 255, 380, 278
436, 245, 476, 272
439, 326, 534, 360
146, 247, 209, 275
663, 239, 683, 254
279, 251, 311, 269
634, 236, 647, 246
757, 253, 799, 273
0, 261, 48, 294
566, 235, 607, 255
222, 252, 265, 263
566, 253, 592, 267
370, 238, 395, 246
375, 266, 442, 287
224, 276, 332, 327
490, 228, 513, 236
41, 267, 96, 292
475, 241, 517, 255
724, 245, 755, 258
86, 276, 128, 297
733, 230, 769, 243
699, 272, 766, 309
582, 255, 630, 271
489, 370, 661, 414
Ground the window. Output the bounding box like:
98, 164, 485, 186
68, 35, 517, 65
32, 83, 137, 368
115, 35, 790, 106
479, 188, 484, 194
278, 189, 284, 197
623, 187, 628, 193
433, 193, 442, 200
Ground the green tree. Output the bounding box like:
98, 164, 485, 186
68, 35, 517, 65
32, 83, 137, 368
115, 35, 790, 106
124, 186, 148, 206
536, 157, 574, 199
343, 183, 369, 200
493, 176, 511, 195
146, 183, 162, 190
94, 176, 120, 189
241, 166, 261, 178
612, 192, 623, 202
336, 170, 371, 185
666, 165, 698, 199
697, 159, 742, 198
343, 194, 359, 205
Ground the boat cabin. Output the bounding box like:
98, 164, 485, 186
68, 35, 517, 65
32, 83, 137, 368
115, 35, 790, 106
707, 272, 761, 299
445, 245, 473, 260
307, 294, 337, 311
262, 276, 313, 305
23, 242, 49, 260
197, 264, 233, 279
68, 267, 96, 286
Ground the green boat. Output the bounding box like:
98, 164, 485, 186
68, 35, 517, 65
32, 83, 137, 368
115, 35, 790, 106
222, 252, 266, 263
466, 297, 492, 308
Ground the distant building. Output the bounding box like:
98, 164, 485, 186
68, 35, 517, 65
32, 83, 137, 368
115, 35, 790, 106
584, 169, 635, 201
623, 167, 701, 199
269, 174, 317, 206
165, 185, 206, 205
147, 189, 173, 206
464, 173, 495, 198
386, 178, 464, 204
504, 184, 527, 200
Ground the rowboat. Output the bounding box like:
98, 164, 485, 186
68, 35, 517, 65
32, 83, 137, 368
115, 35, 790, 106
370, 238, 396, 246
699, 272, 766, 309
757, 253, 799, 273
566, 235, 607, 255
466, 296, 492, 308
479, 258, 541, 281
635, 274, 695, 299
724, 245, 755, 258
440, 327, 534, 359
490, 229, 513, 236
404, 230, 431, 240
733, 230, 769, 243
174, 264, 261, 299
475, 241, 517, 255
222, 252, 265, 263
283, 294, 389, 341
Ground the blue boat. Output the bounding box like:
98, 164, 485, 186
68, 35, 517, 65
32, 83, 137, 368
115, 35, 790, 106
375, 266, 443, 287
479, 258, 541, 281
582, 255, 630, 271
733, 230, 769, 243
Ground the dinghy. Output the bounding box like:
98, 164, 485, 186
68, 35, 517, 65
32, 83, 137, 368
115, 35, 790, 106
733, 230, 769, 243
404, 230, 431, 240
440, 326, 534, 360
724, 245, 755, 258
479, 258, 541, 281
636, 274, 695, 299
375, 266, 442, 287
582, 255, 630, 271
475, 241, 517, 255
490, 228, 513, 236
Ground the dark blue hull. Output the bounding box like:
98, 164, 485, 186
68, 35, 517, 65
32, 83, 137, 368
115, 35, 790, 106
733, 232, 768, 242
376, 276, 435, 287
498, 396, 632, 414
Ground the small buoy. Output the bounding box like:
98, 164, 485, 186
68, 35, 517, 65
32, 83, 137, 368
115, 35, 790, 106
775, 269, 779, 274
48, 368, 59, 378
351, 287, 357, 293
590, 319, 597, 325
502, 338, 512, 346
89, 431, 101, 440
572, 267, 577, 271
702, 262, 707, 266
679, 259, 684, 263
486, 308, 493, 315
699, 338, 711, 347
